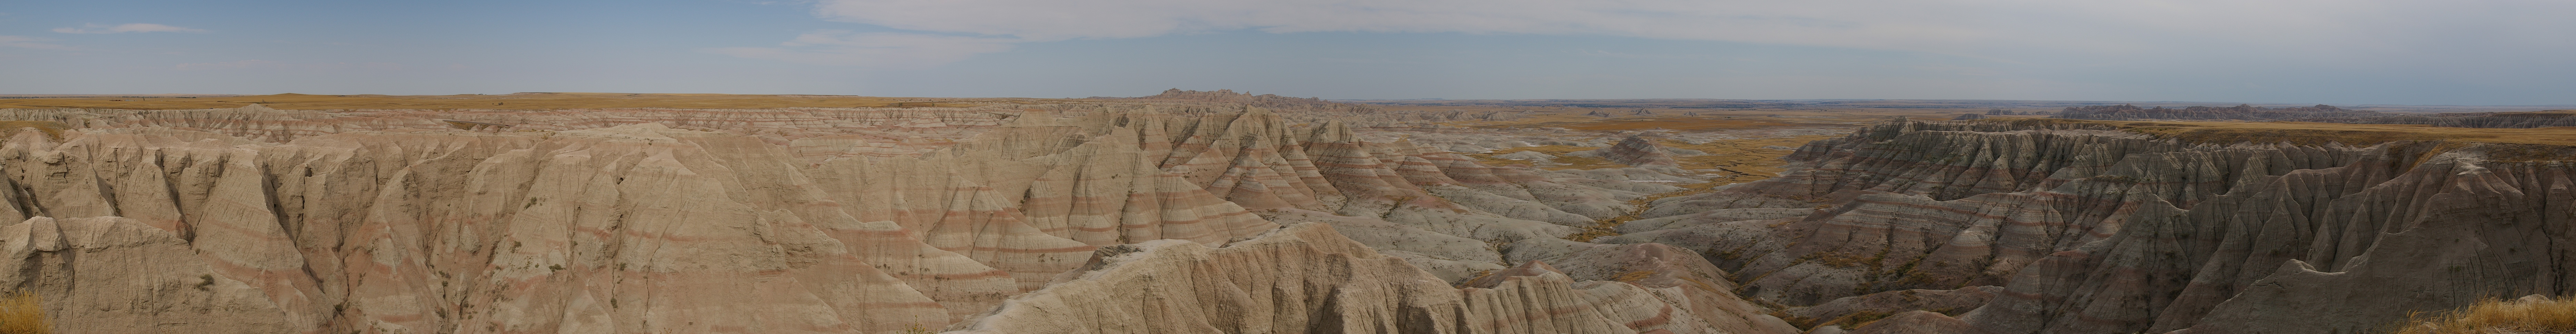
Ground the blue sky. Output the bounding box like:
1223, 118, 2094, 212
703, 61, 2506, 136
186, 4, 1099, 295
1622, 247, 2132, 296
2, 0, 2570, 105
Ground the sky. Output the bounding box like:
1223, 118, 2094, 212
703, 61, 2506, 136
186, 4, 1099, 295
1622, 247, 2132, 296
1, 0, 2570, 105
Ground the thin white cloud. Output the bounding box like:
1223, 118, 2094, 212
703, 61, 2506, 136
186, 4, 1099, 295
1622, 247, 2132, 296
53, 23, 207, 34
770, 0, 2576, 68
0, 36, 75, 50
705, 30, 1018, 67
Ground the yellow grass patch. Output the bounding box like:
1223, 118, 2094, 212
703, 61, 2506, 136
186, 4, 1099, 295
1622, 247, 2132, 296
0, 292, 45, 334
1661, 136, 1826, 184
2394, 295, 2576, 334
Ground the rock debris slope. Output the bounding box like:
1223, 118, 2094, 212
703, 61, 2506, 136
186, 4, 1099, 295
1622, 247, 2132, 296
0, 102, 1787, 334
1611, 118, 2576, 334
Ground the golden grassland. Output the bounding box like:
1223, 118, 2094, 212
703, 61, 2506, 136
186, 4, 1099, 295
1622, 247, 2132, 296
1663, 136, 1827, 184
0, 93, 1037, 110
2393, 295, 2575, 334
0, 292, 44, 334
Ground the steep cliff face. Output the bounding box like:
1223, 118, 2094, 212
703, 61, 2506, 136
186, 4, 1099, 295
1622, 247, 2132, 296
0, 104, 1771, 334
0, 124, 969, 333
0, 216, 296, 333
1614, 118, 2576, 334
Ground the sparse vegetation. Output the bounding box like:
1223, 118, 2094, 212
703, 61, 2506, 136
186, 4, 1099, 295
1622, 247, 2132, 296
1777, 309, 1896, 330
0, 121, 70, 142
2124, 127, 2469, 146
2088, 175, 2140, 183
0, 292, 47, 334
1807, 251, 1879, 268
1609, 270, 1658, 282
1979, 117, 2102, 128
2477, 144, 2576, 162
2485, 112, 2576, 118
1960, 117, 2576, 147
1564, 183, 1724, 242
2391, 295, 2576, 334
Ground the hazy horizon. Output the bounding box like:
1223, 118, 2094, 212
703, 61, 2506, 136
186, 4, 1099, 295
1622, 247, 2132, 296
5, 0, 2571, 105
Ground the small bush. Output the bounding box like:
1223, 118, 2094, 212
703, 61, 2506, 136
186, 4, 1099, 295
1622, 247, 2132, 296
0, 291, 46, 334
2394, 295, 2576, 334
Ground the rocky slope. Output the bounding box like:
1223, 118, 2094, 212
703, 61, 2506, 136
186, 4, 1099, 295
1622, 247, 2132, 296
1610, 118, 2576, 334
947, 223, 1794, 334
0, 101, 1783, 334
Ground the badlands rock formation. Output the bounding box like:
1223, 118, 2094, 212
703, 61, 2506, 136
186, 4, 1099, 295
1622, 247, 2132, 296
6, 94, 2560, 334
947, 223, 1792, 334
1611, 118, 2576, 334
0, 99, 1783, 334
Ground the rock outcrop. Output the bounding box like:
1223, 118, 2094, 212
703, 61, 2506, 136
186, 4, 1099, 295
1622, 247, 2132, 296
1613, 118, 2576, 334
946, 223, 1796, 334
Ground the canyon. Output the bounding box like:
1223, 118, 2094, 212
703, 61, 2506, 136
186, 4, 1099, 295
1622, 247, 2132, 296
0, 91, 2565, 334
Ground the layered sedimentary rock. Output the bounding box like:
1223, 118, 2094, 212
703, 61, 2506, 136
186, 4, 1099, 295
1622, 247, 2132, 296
1612, 118, 2576, 334
1781, 286, 1998, 329
946, 223, 1795, 334
0, 216, 296, 333
0, 100, 1768, 334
